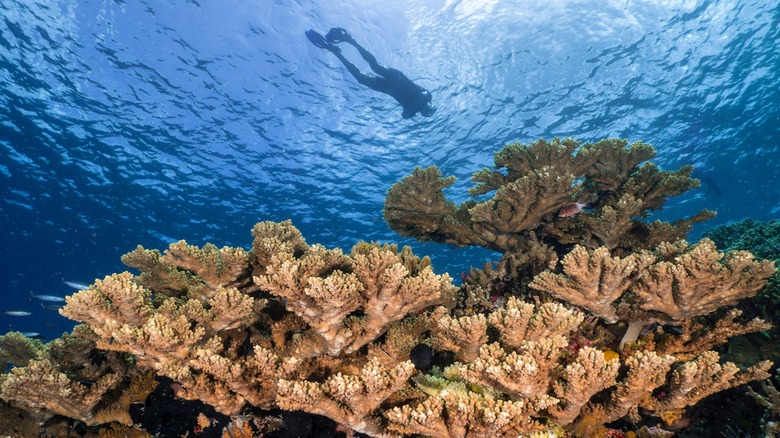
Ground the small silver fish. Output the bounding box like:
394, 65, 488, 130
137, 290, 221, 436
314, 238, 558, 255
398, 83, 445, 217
19, 332, 41, 338
64, 281, 89, 290
31, 294, 66, 303
41, 303, 64, 311
3, 311, 32, 316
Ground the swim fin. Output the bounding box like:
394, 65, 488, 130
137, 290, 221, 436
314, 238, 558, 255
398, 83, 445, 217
325, 27, 350, 43
306, 30, 335, 50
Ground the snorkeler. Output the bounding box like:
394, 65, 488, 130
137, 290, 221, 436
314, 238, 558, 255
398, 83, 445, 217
306, 27, 436, 119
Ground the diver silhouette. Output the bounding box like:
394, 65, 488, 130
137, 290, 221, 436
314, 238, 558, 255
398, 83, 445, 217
306, 27, 435, 119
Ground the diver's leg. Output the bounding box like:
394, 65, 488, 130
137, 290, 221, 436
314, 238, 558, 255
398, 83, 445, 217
326, 28, 391, 76
349, 41, 392, 77
331, 50, 379, 89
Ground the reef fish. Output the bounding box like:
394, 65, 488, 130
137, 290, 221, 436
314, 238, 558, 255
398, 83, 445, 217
557, 202, 588, 218
41, 303, 64, 311
31, 294, 66, 302
3, 311, 32, 316
64, 281, 89, 290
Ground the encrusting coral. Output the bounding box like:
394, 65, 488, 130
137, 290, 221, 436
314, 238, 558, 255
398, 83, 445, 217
0, 138, 776, 437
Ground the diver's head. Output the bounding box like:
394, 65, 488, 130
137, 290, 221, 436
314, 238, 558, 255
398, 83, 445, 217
420, 102, 436, 117
419, 89, 435, 116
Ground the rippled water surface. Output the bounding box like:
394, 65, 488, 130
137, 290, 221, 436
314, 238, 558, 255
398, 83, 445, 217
1, 0, 778, 337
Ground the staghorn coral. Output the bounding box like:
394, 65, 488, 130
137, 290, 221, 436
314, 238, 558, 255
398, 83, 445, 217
529, 246, 654, 323
56, 225, 454, 417
585, 350, 676, 425
488, 298, 584, 350
42, 219, 766, 436
429, 306, 487, 362
547, 347, 621, 425
384, 137, 710, 254
457, 338, 569, 400
632, 239, 775, 322
644, 351, 772, 419
0, 356, 123, 424
458, 234, 559, 310
163, 241, 252, 299
0, 331, 44, 367
654, 309, 772, 361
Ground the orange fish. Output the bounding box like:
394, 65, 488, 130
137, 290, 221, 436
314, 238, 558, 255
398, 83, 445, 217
557, 202, 588, 217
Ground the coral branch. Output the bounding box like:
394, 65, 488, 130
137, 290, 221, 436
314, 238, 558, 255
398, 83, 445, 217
256, 242, 454, 357
277, 358, 416, 437
386, 391, 557, 437
487, 298, 584, 349
548, 347, 620, 424
529, 246, 654, 322
633, 239, 776, 322
645, 351, 772, 414
430, 307, 487, 362
459, 338, 567, 400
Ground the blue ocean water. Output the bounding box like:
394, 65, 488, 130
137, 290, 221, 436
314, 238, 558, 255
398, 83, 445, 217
1, 0, 778, 340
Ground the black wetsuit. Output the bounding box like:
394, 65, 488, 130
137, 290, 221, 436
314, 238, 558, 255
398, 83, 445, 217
313, 30, 435, 118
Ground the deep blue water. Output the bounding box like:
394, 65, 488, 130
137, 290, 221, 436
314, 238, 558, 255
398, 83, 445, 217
1, 0, 778, 340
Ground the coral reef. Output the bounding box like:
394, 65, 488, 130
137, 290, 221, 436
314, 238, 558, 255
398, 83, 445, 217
704, 218, 780, 261
56, 221, 455, 420
0, 138, 775, 437
0, 331, 44, 367
384, 138, 714, 255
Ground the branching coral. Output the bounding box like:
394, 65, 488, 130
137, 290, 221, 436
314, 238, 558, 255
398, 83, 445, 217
529, 246, 654, 323
0, 331, 44, 367
1, 356, 122, 424
277, 358, 417, 437
747, 373, 780, 436
386, 390, 558, 438
632, 239, 775, 322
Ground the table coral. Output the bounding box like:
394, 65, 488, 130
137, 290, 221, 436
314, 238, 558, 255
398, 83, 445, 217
0, 327, 155, 427
384, 137, 712, 254
52, 220, 454, 423
530, 238, 775, 350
